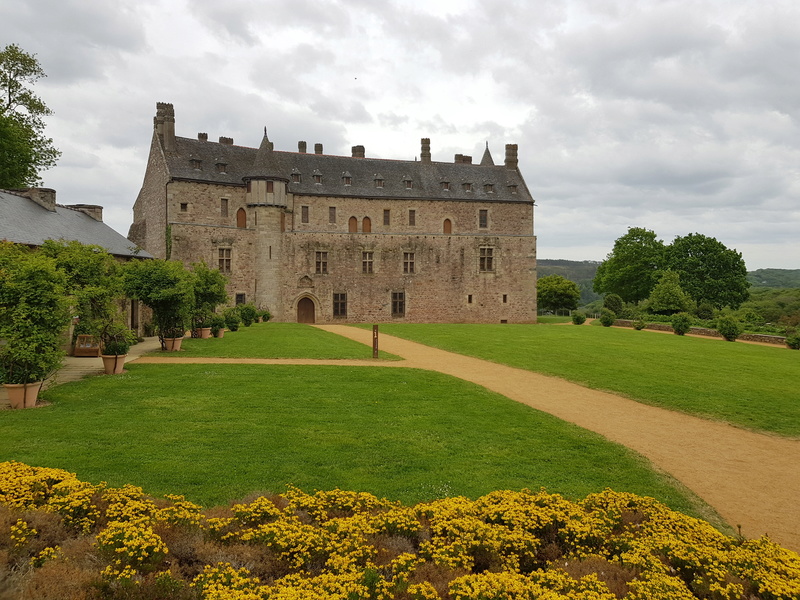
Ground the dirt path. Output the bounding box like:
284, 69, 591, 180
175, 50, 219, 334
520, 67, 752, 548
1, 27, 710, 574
310, 325, 800, 552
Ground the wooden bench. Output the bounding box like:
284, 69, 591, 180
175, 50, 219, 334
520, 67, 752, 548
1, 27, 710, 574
74, 335, 101, 357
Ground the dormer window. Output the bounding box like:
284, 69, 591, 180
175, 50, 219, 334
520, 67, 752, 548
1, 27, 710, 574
215, 162, 227, 173
313, 169, 323, 184
508, 184, 518, 194
441, 181, 450, 191
484, 183, 494, 193
463, 182, 473, 192
291, 170, 302, 183
190, 159, 202, 170
403, 176, 413, 189
342, 171, 352, 186
374, 174, 384, 188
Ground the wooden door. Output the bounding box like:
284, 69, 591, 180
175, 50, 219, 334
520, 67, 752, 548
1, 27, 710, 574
297, 298, 315, 323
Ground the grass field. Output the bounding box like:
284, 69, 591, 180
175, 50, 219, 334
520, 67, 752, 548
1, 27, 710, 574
366, 323, 800, 437
166, 322, 398, 359
0, 363, 719, 526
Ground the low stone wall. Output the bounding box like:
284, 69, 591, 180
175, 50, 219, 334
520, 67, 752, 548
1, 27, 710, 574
612, 319, 787, 346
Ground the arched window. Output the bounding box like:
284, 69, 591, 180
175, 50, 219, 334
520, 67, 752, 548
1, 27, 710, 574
362, 217, 371, 233
443, 219, 452, 234
348, 216, 358, 233
236, 208, 247, 228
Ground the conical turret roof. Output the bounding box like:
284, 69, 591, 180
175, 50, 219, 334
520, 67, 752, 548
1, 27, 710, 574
246, 128, 284, 180
480, 142, 495, 166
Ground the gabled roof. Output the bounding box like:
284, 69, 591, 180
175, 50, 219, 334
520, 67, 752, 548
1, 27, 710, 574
166, 137, 533, 204
0, 190, 151, 258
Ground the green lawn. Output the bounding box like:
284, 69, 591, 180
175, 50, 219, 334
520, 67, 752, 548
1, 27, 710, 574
535, 315, 572, 324
165, 322, 398, 359
365, 324, 800, 437
0, 364, 719, 527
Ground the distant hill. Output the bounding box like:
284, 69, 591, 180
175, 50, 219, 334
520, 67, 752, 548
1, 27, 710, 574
537, 259, 602, 305
537, 261, 800, 305
747, 269, 800, 288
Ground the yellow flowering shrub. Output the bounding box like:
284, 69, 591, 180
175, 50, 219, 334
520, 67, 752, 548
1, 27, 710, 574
2, 461, 800, 600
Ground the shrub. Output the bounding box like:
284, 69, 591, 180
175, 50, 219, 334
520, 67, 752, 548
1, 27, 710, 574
786, 331, 800, 350
238, 303, 258, 327
603, 294, 623, 315
670, 312, 692, 336
224, 308, 241, 332
716, 316, 743, 342
599, 309, 616, 327
632, 318, 646, 331
260, 310, 272, 323
571, 312, 586, 325
210, 314, 226, 336
696, 302, 715, 321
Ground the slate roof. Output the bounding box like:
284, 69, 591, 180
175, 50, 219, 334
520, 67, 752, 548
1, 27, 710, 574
0, 190, 151, 258
168, 136, 533, 204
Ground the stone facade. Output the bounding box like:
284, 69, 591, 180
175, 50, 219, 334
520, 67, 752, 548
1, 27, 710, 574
129, 103, 537, 323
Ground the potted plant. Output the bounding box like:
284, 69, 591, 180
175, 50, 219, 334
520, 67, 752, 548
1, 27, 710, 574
210, 314, 226, 338
224, 307, 241, 332
123, 259, 194, 352
0, 243, 70, 408
99, 324, 135, 375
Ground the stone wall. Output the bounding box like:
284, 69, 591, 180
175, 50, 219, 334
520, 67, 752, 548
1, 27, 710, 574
613, 319, 788, 346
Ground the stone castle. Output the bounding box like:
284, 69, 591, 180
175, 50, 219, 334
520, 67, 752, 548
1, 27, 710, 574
129, 103, 537, 323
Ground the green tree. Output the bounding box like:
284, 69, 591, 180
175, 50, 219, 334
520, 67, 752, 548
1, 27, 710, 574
593, 227, 665, 303
537, 274, 581, 312
122, 259, 194, 340
190, 260, 228, 328
664, 233, 749, 309
646, 270, 693, 315
0, 43, 60, 187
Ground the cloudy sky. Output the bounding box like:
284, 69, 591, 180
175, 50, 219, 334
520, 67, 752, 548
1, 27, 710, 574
3, 0, 799, 269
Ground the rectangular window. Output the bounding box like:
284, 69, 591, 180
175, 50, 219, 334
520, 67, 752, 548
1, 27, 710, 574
267, 180, 274, 193
468, 294, 473, 304
180, 202, 188, 212
503, 294, 508, 303
408, 209, 416, 226
333, 293, 347, 317
383, 209, 390, 226
362, 251, 374, 274
301, 205, 310, 223
329, 206, 336, 223
218, 248, 231, 274
403, 252, 415, 274
292, 173, 301, 183
315, 251, 328, 274
479, 209, 488, 228
392, 292, 405, 317
441, 181, 450, 191
235, 293, 246, 305
479, 247, 494, 272
484, 183, 494, 193
220, 198, 228, 217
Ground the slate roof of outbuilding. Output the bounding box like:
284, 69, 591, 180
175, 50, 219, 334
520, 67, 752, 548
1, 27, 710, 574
0, 190, 151, 258
168, 136, 534, 204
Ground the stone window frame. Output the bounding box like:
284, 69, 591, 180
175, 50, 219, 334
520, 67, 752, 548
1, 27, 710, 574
403, 251, 415, 274
315, 251, 329, 274
220, 198, 229, 218
479, 209, 488, 229
479, 246, 495, 272
441, 181, 450, 191
292, 172, 302, 183
408, 209, 416, 227
463, 182, 473, 192
329, 206, 336, 224
301, 205, 310, 224
375, 176, 384, 188
484, 183, 494, 193
362, 251, 374, 274
383, 209, 390, 226
235, 293, 246, 305
180, 202, 188, 212
333, 292, 347, 317
391, 291, 405, 317
218, 247, 232, 274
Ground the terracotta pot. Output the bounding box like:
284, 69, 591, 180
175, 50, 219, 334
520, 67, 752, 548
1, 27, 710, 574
4, 382, 43, 409
214, 329, 225, 338
163, 337, 183, 351
101, 354, 127, 375
198, 327, 212, 339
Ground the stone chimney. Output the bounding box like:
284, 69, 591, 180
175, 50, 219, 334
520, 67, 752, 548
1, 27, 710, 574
314, 143, 323, 155
298, 141, 307, 153
219, 136, 234, 145
505, 144, 519, 170
68, 204, 103, 222
23, 187, 57, 212
352, 145, 365, 158
156, 102, 176, 152
198, 132, 208, 141
421, 138, 431, 163
454, 154, 472, 164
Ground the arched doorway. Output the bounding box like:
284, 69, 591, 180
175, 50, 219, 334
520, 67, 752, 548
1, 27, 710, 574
297, 298, 316, 323
348, 216, 358, 233
236, 208, 247, 228
362, 216, 371, 233
443, 219, 452, 234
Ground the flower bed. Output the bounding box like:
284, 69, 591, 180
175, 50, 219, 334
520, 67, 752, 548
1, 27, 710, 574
1, 461, 799, 599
